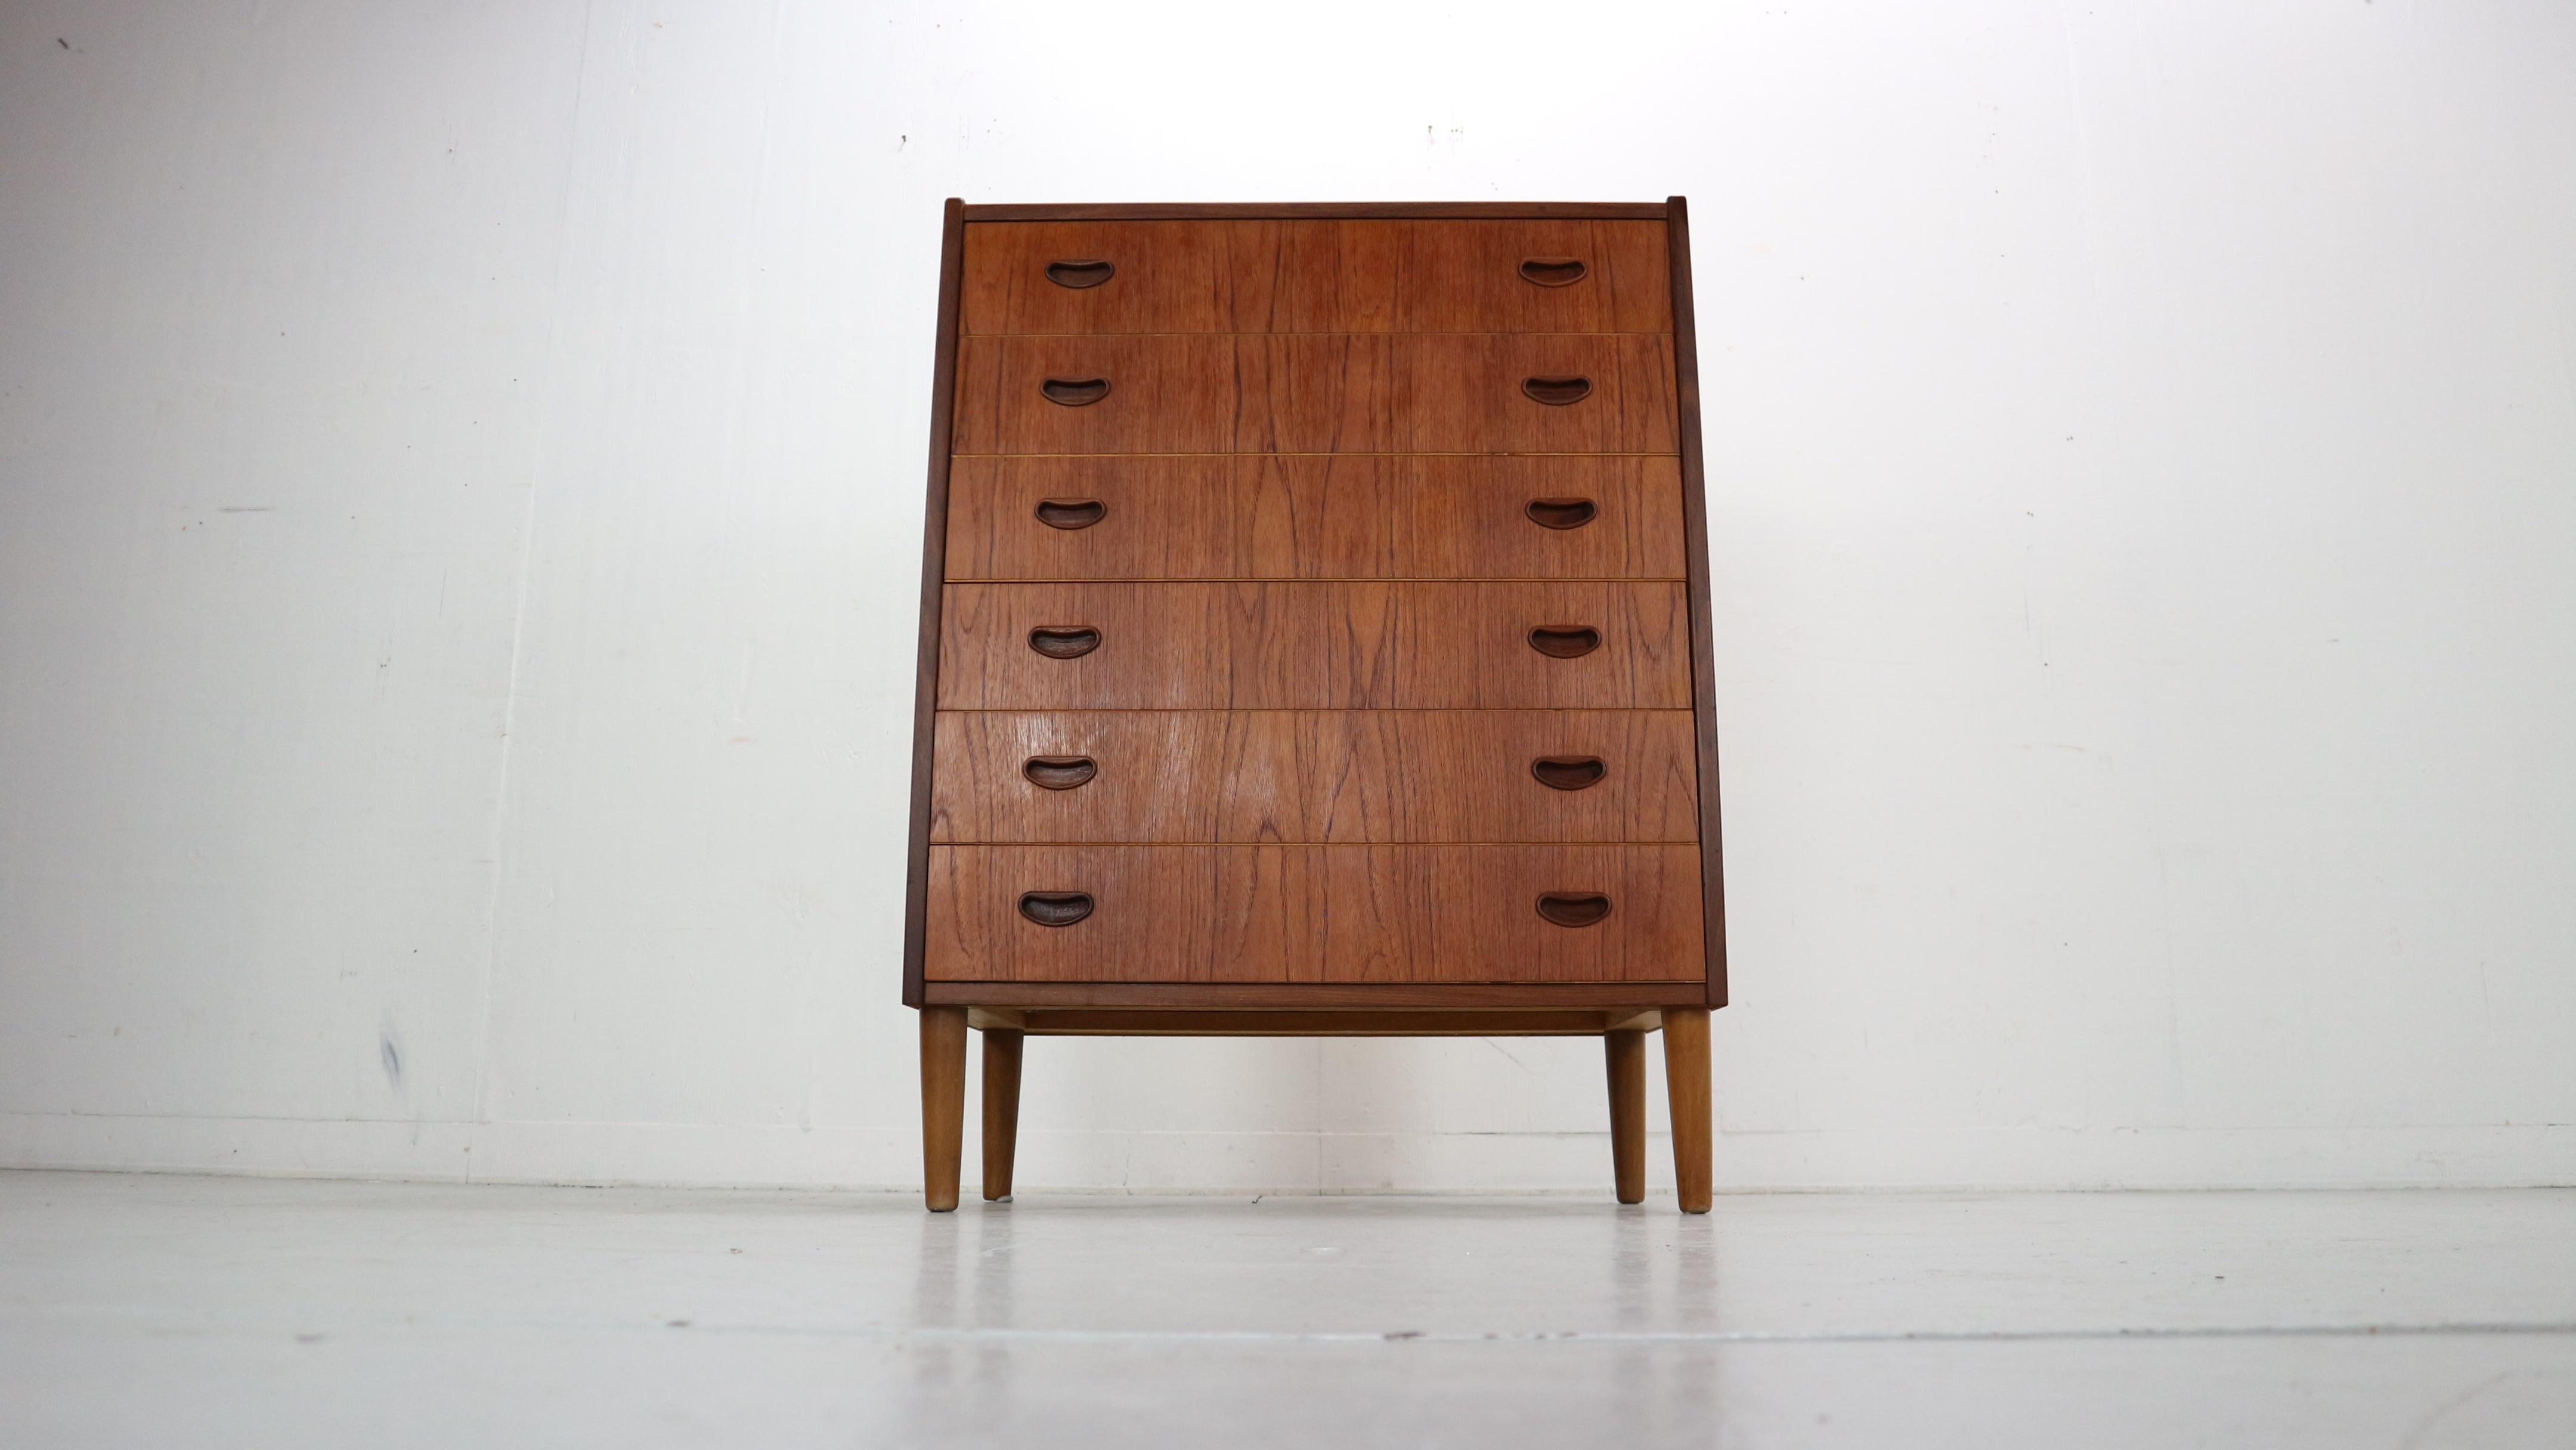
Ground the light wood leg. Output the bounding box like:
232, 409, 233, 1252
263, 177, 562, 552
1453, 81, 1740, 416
981, 1028, 1024, 1201
1662, 1007, 1712, 1213
1605, 1029, 1647, 1204
919, 1006, 968, 1212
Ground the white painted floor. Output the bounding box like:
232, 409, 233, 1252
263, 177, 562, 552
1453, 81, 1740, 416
0, 1173, 2569, 1448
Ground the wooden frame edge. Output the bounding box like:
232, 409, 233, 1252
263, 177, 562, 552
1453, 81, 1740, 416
957, 1008, 1666, 1037
1667, 196, 1731, 1010
960, 201, 1668, 222
921, 981, 1708, 1009
902, 198, 968, 1009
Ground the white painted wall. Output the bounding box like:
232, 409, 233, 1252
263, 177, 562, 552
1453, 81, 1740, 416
4, 0, 2572, 1193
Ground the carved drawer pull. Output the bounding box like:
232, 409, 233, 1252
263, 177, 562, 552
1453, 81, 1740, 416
1027, 625, 1101, 659
1521, 376, 1592, 406
1536, 892, 1612, 928
1034, 498, 1107, 530
1022, 755, 1098, 791
1527, 625, 1600, 659
1019, 891, 1094, 927
1045, 259, 1116, 289
1524, 497, 1597, 531
1041, 377, 1111, 407
1519, 258, 1587, 287
1531, 756, 1606, 791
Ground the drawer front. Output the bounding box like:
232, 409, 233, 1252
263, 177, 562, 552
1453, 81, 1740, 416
931, 710, 1699, 843
961, 220, 1671, 335
924, 844, 1705, 983
945, 456, 1686, 581
936, 582, 1690, 709
951, 334, 1679, 455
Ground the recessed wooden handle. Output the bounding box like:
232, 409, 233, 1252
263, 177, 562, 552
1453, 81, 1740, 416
1034, 498, 1106, 530
1022, 755, 1097, 791
1519, 258, 1587, 287
1527, 625, 1600, 659
1531, 756, 1606, 791
1524, 497, 1598, 531
1027, 625, 1100, 659
1522, 376, 1593, 406
1045, 259, 1115, 289
1041, 377, 1111, 407
1536, 892, 1612, 928
1018, 891, 1094, 927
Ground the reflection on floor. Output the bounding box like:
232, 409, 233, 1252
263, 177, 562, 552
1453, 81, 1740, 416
1, 1171, 2569, 1447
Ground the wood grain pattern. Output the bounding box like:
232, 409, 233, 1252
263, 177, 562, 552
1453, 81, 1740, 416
930, 711, 1698, 842
945, 456, 1686, 580
951, 335, 1679, 455
923, 845, 1705, 984
961, 221, 1671, 334
936, 583, 1690, 709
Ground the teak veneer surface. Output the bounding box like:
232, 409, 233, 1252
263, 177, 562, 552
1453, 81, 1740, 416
923, 844, 1705, 984
936, 582, 1691, 709
946, 455, 1686, 581
951, 334, 1680, 456
961, 220, 1673, 335
930, 709, 1699, 843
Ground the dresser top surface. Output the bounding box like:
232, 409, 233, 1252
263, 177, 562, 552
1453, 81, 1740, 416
959, 200, 1678, 222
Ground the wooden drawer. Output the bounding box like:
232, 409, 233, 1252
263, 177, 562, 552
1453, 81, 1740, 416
951, 334, 1678, 455
923, 844, 1705, 983
961, 220, 1671, 335
945, 456, 1686, 581
931, 710, 1699, 843
936, 582, 1691, 709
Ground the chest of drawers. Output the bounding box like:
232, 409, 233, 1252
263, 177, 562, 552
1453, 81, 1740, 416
904, 199, 1726, 1212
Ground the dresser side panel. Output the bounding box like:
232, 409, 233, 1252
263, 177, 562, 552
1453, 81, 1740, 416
1667, 197, 1730, 1008
902, 198, 967, 1008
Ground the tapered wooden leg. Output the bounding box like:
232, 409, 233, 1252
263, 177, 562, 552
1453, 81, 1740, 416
919, 1006, 968, 1212
1605, 1029, 1647, 1204
1662, 1007, 1713, 1213
981, 1028, 1023, 1201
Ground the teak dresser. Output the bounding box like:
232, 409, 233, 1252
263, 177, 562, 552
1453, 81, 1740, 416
905, 198, 1726, 1212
